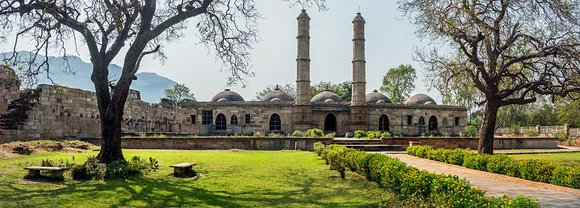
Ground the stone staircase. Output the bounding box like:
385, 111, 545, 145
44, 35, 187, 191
332, 139, 403, 151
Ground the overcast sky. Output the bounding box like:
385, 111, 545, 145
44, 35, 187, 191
1, 0, 442, 103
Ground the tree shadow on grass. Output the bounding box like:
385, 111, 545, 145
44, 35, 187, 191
0, 171, 379, 208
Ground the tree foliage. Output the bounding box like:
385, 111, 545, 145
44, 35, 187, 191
380, 64, 416, 104
310, 81, 352, 102
163, 83, 195, 106
0, 0, 325, 163
400, 0, 580, 154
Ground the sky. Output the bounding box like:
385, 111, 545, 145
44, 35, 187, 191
0, 0, 442, 103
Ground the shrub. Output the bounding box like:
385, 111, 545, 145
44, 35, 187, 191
406, 145, 433, 158
267, 133, 284, 138
305, 128, 324, 138
426, 148, 445, 161
12, 145, 33, 155
462, 154, 490, 171
253, 131, 264, 137
326, 147, 349, 178
486, 154, 517, 175
353, 130, 366, 138
291, 130, 303, 137
313, 142, 324, 156
324, 133, 335, 138
380, 131, 391, 138
105, 156, 159, 180
551, 166, 580, 189
524, 130, 539, 137
555, 132, 568, 142
464, 125, 478, 137
489, 195, 540, 208
345, 131, 354, 138
72, 156, 106, 180
442, 148, 470, 165
519, 159, 555, 183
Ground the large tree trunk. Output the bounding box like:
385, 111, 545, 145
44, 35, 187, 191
478, 99, 500, 154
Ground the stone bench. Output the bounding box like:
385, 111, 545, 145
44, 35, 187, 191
24, 166, 68, 181
169, 163, 197, 177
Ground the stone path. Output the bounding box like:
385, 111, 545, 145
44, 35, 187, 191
385, 154, 580, 208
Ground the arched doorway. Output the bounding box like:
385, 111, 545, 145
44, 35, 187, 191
216, 114, 226, 130
269, 113, 281, 131
379, 115, 389, 131
428, 116, 438, 132
324, 114, 337, 132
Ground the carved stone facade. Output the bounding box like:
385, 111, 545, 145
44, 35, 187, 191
0, 11, 467, 143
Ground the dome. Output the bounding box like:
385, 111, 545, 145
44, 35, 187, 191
311, 90, 343, 102
217, 98, 228, 102
366, 89, 392, 103
324, 99, 335, 103
405, 94, 437, 105
261, 86, 294, 102
352, 12, 365, 23
211, 89, 245, 102
376, 100, 386, 104
271, 98, 282, 102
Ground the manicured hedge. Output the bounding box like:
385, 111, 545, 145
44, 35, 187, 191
316, 143, 539, 208
407, 145, 580, 189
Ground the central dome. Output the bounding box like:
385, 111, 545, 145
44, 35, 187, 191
405, 93, 436, 105
261, 86, 294, 102
211, 89, 245, 102
366, 89, 392, 103
311, 90, 343, 103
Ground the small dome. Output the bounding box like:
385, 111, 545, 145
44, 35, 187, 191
298, 9, 310, 19
261, 86, 294, 102
376, 100, 386, 104
324, 99, 335, 103
424, 101, 435, 105
405, 93, 437, 105
366, 89, 392, 103
217, 98, 228, 102
352, 12, 365, 23
211, 89, 245, 102
271, 98, 282, 102
311, 90, 343, 103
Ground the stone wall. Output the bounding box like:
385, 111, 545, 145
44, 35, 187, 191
82, 137, 334, 151
0, 66, 21, 114
0, 84, 181, 143
381, 137, 559, 149
369, 107, 467, 136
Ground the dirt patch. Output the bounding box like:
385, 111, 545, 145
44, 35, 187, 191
559, 138, 580, 147
0, 140, 97, 156
0, 149, 18, 158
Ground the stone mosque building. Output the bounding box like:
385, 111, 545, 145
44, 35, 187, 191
0, 10, 466, 142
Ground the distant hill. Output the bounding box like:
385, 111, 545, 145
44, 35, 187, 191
1, 51, 177, 103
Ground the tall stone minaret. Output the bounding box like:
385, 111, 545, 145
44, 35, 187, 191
350, 12, 369, 131
296, 9, 311, 106
351, 12, 366, 106
294, 9, 312, 131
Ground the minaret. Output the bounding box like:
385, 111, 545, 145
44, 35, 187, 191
350, 12, 369, 131
296, 9, 311, 105
294, 9, 312, 131
351, 12, 366, 106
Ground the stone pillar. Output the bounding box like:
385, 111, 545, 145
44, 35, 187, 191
351, 13, 366, 107
0, 65, 21, 114
296, 9, 311, 106
349, 13, 369, 131
294, 10, 312, 131
565, 124, 570, 137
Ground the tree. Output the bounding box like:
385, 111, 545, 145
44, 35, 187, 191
380, 64, 416, 104
164, 83, 195, 106
310, 81, 352, 101
254, 83, 296, 100
434, 66, 483, 122
1, 0, 325, 163
401, 0, 580, 154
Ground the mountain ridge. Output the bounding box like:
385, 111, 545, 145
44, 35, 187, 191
1, 51, 177, 103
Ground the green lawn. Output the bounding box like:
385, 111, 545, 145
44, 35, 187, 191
0, 150, 399, 208
509, 152, 580, 167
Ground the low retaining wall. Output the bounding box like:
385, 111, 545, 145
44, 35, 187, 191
381, 137, 558, 149
83, 137, 334, 151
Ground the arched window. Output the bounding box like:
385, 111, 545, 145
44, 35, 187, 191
216, 114, 226, 130
379, 115, 389, 131
418, 116, 425, 126
269, 114, 281, 131
230, 115, 238, 125
428, 116, 438, 132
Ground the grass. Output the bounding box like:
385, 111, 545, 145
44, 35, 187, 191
0, 149, 400, 208
510, 152, 580, 167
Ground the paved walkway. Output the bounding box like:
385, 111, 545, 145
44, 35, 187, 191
385, 154, 580, 208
